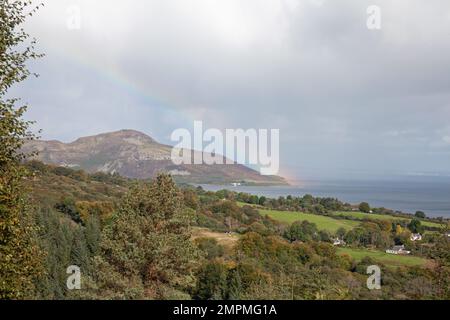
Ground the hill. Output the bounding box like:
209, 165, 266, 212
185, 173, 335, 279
22, 129, 287, 185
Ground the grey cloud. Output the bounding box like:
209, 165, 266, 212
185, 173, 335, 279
13, 0, 450, 179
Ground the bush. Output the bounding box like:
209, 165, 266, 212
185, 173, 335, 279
359, 202, 371, 213
195, 238, 224, 259
415, 211, 426, 219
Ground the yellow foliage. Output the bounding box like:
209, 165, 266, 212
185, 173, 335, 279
75, 201, 114, 223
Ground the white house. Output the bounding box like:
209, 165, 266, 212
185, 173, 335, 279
332, 238, 346, 246
386, 245, 411, 255
410, 233, 422, 241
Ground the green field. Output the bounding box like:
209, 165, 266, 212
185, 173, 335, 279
331, 211, 444, 228
258, 209, 360, 233
337, 247, 428, 267
238, 202, 445, 231
236, 201, 263, 209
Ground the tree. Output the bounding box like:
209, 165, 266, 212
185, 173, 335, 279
88, 174, 201, 299
183, 189, 199, 210
0, 0, 44, 299
336, 227, 346, 239
227, 269, 243, 300
249, 195, 259, 205
285, 220, 318, 242
195, 237, 224, 260
407, 218, 424, 234
318, 230, 331, 242
258, 196, 266, 206
70, 228, 90, 272
34, 209, 74, 299
194, 261, 228, 300
84, 215, 101, 257
415, 211, 426, 219
359, 202, 371, 213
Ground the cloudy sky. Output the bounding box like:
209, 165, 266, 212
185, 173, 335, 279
12, 0, 450, 180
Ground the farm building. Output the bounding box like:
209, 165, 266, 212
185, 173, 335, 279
410, 233, 422, 241
386, 245, 411, 255
332, 238, 346, 246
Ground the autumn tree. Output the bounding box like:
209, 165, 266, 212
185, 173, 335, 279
0, 0, 44, 299
87, 174, 201, 299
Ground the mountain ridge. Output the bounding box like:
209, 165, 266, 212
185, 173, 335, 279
23, 130, 288, 185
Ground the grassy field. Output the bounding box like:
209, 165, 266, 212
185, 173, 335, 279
191, 227, 240, 251
238, 202, 444, 231
236, 201, 263, 208
331, 211, 444, 228
337, 247, 429, 267
258, 209, 360, 233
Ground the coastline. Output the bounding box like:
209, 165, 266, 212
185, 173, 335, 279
197, 179, 450, 219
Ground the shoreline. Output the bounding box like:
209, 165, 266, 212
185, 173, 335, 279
197, 180, 450, 219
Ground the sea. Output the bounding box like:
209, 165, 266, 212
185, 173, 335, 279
199, 177, 450, 218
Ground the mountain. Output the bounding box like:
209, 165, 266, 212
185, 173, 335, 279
22, 130, 287, 185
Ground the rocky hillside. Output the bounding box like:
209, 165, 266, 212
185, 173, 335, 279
22, 130, 287, 185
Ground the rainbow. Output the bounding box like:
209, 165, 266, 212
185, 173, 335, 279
47, 42, 194, 127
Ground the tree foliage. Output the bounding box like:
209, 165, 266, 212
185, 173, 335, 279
415, 211, 426, 219
408, 218, 424, 234
359, 202, 371, 213
0, 0, 44, 299
86, 174, 201, 299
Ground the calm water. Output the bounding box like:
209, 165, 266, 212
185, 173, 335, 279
199, 178, 450, 218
